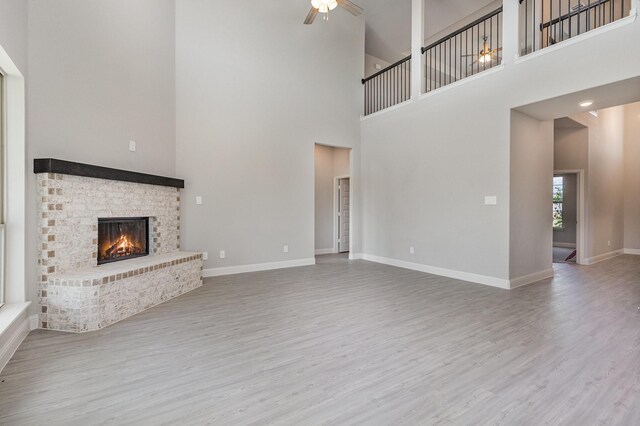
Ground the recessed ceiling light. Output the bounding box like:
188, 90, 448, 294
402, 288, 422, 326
579, 100, 593, 107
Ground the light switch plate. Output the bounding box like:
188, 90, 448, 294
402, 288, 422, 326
196, 196, 203, 205
484, 196, 497, 205
129, 140, 136, 152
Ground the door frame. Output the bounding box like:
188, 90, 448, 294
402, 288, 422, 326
553, 169, 586, 265
334, 175, 350, 253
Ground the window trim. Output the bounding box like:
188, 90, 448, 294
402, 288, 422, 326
553, 175, 564, 230
0, 71, 4, 308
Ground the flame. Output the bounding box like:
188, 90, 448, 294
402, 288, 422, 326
102, 233, 143, 259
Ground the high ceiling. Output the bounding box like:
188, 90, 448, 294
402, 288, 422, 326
358, 0, 498, 63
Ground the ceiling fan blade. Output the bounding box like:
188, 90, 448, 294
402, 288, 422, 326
338, 0, 364, 16
304, 7, 318, 25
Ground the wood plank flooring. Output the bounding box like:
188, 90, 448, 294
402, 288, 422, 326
1, 254, 639, 425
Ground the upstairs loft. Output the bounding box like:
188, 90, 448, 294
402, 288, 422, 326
362, 0, 637, 116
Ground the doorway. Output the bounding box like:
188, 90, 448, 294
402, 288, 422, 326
314, 144, 352, 256
337, 177, 350, 253
552, 172, 582, 263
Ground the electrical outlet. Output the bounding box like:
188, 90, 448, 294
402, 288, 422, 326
196, 196, 203, 205
219, 250, 226, 259
484, 196, 497, 205
409, 246, 415, 255
129, 140, 136, 152
202, 252, 208, 261
283, 245, 289, 253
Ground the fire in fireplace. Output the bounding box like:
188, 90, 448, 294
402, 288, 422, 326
98, 217, 149, 264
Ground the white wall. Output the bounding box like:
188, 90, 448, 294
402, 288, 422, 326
176, 1, 363, 272
585, 107, 626, 257
624, 102, 640, 250
315, 145, 350, 252
361, 1, 640, 284
25, 0, 176, 314
510, 111, 554, 279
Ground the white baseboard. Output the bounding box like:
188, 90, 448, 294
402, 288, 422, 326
314, 248, 335, 255
360, 254, 510, 289
350, 253, 364, 260
624, 248, 640, 255
29, 314, 39, 330
510, 269, 554, 289
203, 258, 316, 278
553, 242, 576, 249
0, 313, 30, 374
584, 249, 624, 265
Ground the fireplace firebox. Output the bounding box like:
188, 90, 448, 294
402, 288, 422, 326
98, 217, 149, 265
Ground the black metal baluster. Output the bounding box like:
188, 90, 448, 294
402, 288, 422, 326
449, 38, 452, 84
525, 0, 529, 53
558, 0, 561, 42
542, 0, 546, 47
365, 81, 368, 115
611, 0, 614, 25
568, 0, 572, 38
490, 15, 493, 68
531, 1, 535, 52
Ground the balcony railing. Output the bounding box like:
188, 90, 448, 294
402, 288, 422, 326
520, 0, 629, 55
423, 7, 503, 93
362, 55, 411, 116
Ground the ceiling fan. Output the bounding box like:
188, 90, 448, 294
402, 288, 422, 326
304, 0, 364, 24
461, 36, 502, 66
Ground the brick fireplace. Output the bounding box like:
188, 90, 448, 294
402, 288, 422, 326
35, 159, 203, 332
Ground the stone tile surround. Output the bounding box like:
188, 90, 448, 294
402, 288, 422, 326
36, 172, 202, 332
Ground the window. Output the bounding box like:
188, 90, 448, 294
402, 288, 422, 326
0, 71, 4, 308
553, 176, 564, 229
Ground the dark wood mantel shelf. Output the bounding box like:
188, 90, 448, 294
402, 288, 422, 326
33, 158, 185, 189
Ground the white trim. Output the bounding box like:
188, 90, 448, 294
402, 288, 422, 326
315, 248, 335, 255
0, 302, 30, 373
0, 42, 26, 304
334, 175, 350, 254
624, 248, 640, 255
510, 269, 554, 289
350, 253, 363, 260
584, 249, 624, 265
553, 242, 576, 249
29, 314, 38, 330
360, 254, 510, 289
554, 170, 586, 265
515, 11, 638, 65
203, 258, 316, 278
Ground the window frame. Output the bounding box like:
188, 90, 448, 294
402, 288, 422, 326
553, 175, 564, 230
0, 71, 4, 308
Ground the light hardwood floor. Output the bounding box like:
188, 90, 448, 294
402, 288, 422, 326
1, 254, 639, 425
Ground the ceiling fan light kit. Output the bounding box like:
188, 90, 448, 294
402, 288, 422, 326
311, 0, 338, 14
304, 0, 363, 25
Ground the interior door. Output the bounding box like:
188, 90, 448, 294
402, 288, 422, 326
338, 178, 350, 253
